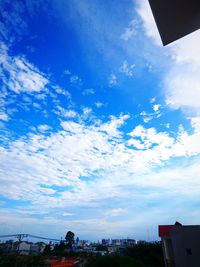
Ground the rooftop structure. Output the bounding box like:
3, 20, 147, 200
148, 0, 200, 45
159, 221, 200, 267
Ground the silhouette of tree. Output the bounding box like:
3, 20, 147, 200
65, 231, 75, 249
124, 242, 164, 267
86, 254, 146, 267
43, 243, 51, 255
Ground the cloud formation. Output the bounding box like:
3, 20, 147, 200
1, 113, 200, 207
1, 0, 200, 240
136, 0, 200, 115
0, 42, 49, 94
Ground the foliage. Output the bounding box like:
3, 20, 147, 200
51, 241, 67, 256
65, 231, 75, 249
86, 254, 147, 267
124, 242, 164, 267
86, 242, 164, 267
43, 243, 52, 255
0, 254, 45, 267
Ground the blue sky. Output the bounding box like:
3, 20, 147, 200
0, 0, 200, 242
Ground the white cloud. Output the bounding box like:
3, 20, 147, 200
82, 88, 95, 95
34, 93, 47, 100
32, 102, 41, 109
95, 102, 104, 108
120, 19, 138, 41
152, 104, 161, 112
150, 97, 156, 103
120, 60, 135, 77
53, 85, 71, 98
1, 114, 200, 238
164, 37, 200, 113
0, 112, 9, 121
165, 66, 200, 112
0, 42, 72, 117
82, 107, 92, 117
140, 110, 161, 123
70, 75, 82, 85
0, 114, 131, 208
100, 114, 130, 137
0, 42, 49, 94
0, 1, 47, 44
63, 69, 71, 75
64, 110, 78, 118
190, 117, 200, 131
136, 0, 162, 46
1, 0, 200, 240
165, 123, 170, 129
108, 74, 117, 87
128, 125, 174, 150
1, 114, 200, 204
136, 1, 200, 115
170, 32, 200, 66
38, 125, 50, 132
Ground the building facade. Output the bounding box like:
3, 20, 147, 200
159, 222, 200, 267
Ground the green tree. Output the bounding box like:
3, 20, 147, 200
65, 231, 75, 249
124, 242, 164, 267
52, 241, 66, 256
86, 254, 146, 267
43, 243, 51, 255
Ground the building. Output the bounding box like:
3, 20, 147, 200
159, 221, 200, 267
111, 239, 121, 246
121, 239, 136, 246
101, 239, 112, 246
148, 0, 200, 45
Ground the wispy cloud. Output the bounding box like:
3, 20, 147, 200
1, 0, 200, 240
0, 42, 49, 94
1, 114, 200, 210
152, 104, 161, 112
70, 75, 82, 86
63, 69, 71, 75
108, 74, 117, 87
0, 0, 47, 43
140, 110, 161, 123
164, 38, 200, 114
136, 0, 162, 46
137, 0, 200, 116
38, 124, 50, 132
95, 102, 104, 108
120, 19, 138, 41
120, 60, 135, 77
82, 88, 95, 96
0, 41, 73, 122
0, 112, 9, 121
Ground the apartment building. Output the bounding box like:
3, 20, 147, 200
159, 222, 200, 267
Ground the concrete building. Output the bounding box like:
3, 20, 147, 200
121, 239, 136, 246
111, 239, 121, 246
102, 239, 112, 246
148, 0, 200, 45
159, 222, 200, 267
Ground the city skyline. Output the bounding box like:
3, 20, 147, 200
0, 0, 200, 241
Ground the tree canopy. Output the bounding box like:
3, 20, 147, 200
65, 231, 75, 248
